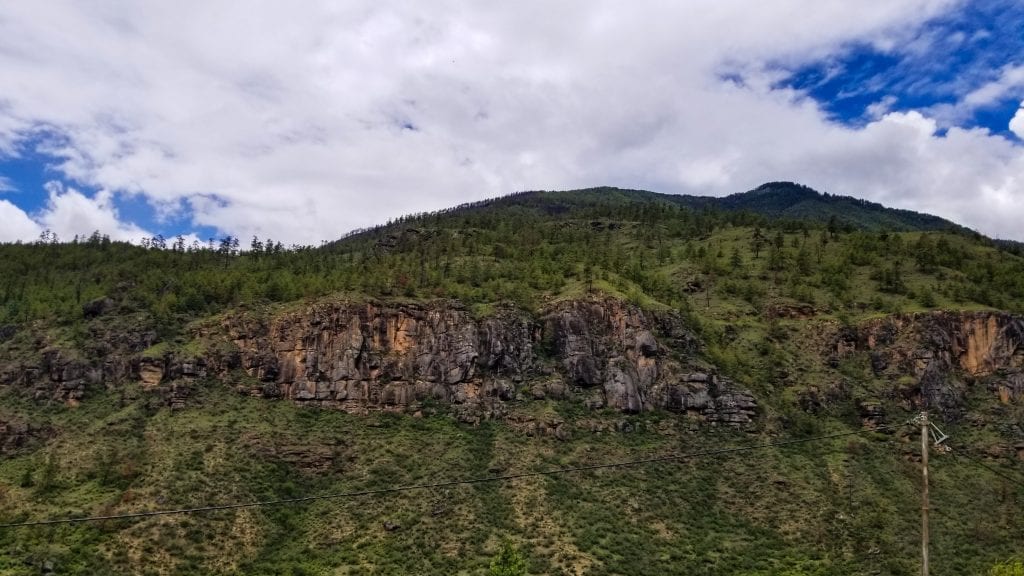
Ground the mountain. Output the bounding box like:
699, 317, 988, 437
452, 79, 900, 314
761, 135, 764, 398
0, 184, 1022, 575
455, 182, 965, 234
676, 181, 964, 232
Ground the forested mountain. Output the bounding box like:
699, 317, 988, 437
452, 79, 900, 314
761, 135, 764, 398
677, 182, 963, 232
0, 184, 1022, 575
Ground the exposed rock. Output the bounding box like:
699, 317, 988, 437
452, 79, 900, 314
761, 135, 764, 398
995, 372, 1024, 404
30, 349, 90, 403
138, 358, 164, 388
0, 311, 161, 404
528, 378, 567, 400
204, 297, 756, 424
0, 418, 52, 454
830, 311, 1024, 420
164, 381, 191, 410
1, 295, 757, 426
215, 300, 529, 413
869, 351, 889, 375
655, 372, 757, 426
244, 435, 344, 472
544, 299, 698, 415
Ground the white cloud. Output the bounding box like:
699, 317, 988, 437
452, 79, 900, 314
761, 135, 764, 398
0, 199, 41, 242
865, 95, 899, 119
1011, 105, 1024, 139
4, 0, 1024, 242
929, 64, 1024, 127
0, 175, 15, 192
962, 65, 1024, 108
36, 182, 150, 243
0, 182, 151, 244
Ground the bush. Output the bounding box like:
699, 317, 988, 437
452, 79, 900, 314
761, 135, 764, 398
490, 541, 527, 576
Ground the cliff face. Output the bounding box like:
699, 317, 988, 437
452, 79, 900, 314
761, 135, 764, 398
9, 295, 1023, 429
832, 311, 1024, 420
541, 299, 754, 423
187, 297, 756, 425
211, 300, 536, 413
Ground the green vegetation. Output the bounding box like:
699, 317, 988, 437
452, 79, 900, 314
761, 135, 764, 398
0, 384, 1018, 575
490, 541, 527, 576
2, 186, 1022, 337
0, 186, 1022, 574
991, 559, 1024, 576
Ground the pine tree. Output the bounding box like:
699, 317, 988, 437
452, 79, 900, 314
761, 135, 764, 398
729, 247, 743, 272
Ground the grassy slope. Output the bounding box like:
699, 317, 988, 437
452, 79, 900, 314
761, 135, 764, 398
1, 382, 1018, 576
0, 383, 1017, 575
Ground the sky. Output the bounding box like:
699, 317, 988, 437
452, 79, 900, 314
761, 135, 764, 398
1, 1, 1024, 244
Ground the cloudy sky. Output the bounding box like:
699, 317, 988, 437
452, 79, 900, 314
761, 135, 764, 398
1, 0, 1023, 244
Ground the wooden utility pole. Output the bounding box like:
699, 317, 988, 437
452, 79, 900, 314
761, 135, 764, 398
921, 411, 929, 576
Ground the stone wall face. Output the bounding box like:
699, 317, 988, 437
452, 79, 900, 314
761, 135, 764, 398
831, 311, 1024, 420
7, 296, 1024, 428
190, 298, 756, 425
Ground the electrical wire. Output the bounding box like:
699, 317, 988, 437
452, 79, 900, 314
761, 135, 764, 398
0, 424, 898, 529
949, 445, 1024, 490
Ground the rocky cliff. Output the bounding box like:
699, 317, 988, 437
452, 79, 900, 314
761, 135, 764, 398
831, 311, 1024, 420
182, 297, 757, 425
8, 295, 1024, 430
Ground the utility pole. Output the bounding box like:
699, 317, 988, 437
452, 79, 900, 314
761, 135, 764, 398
914, 409, 948, 576
920, 410, 929, 576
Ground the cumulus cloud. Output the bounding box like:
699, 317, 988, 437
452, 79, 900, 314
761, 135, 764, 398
0, 183, 150, 243
0, 199, 41, 242
1011, 105, 1024, 139
35, 182, 151, 243
4, 0, 1024, 241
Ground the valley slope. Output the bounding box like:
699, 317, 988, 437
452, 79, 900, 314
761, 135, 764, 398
0, 184, 1022, 575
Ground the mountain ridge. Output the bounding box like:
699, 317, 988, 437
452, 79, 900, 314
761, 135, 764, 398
477, 181, 965, 234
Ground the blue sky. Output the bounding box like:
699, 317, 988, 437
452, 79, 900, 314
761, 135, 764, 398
781, 0, 1024, 138
1, 1, 1023, 243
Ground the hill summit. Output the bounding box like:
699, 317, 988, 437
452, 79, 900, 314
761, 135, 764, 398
460, 182, 962, 235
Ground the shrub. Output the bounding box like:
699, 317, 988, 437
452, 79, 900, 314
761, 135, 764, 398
490, 541, 528, 576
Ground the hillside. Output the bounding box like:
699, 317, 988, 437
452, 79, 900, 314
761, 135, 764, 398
0, 185, 1022, 575
677, 182, 963, 232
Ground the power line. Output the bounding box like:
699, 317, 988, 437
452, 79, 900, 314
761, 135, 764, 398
950, 446, 1024, 490
0, 424, 898, 529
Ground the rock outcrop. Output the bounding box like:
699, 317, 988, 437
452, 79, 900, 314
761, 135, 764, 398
0, 296, 758, 425
0, 321, 155, 404
186, 297, 759, 425
542, 299, 753, 423
831, 311, 1024, 420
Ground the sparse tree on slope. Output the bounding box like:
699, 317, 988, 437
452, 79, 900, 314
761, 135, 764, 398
489, 541, 527, 576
